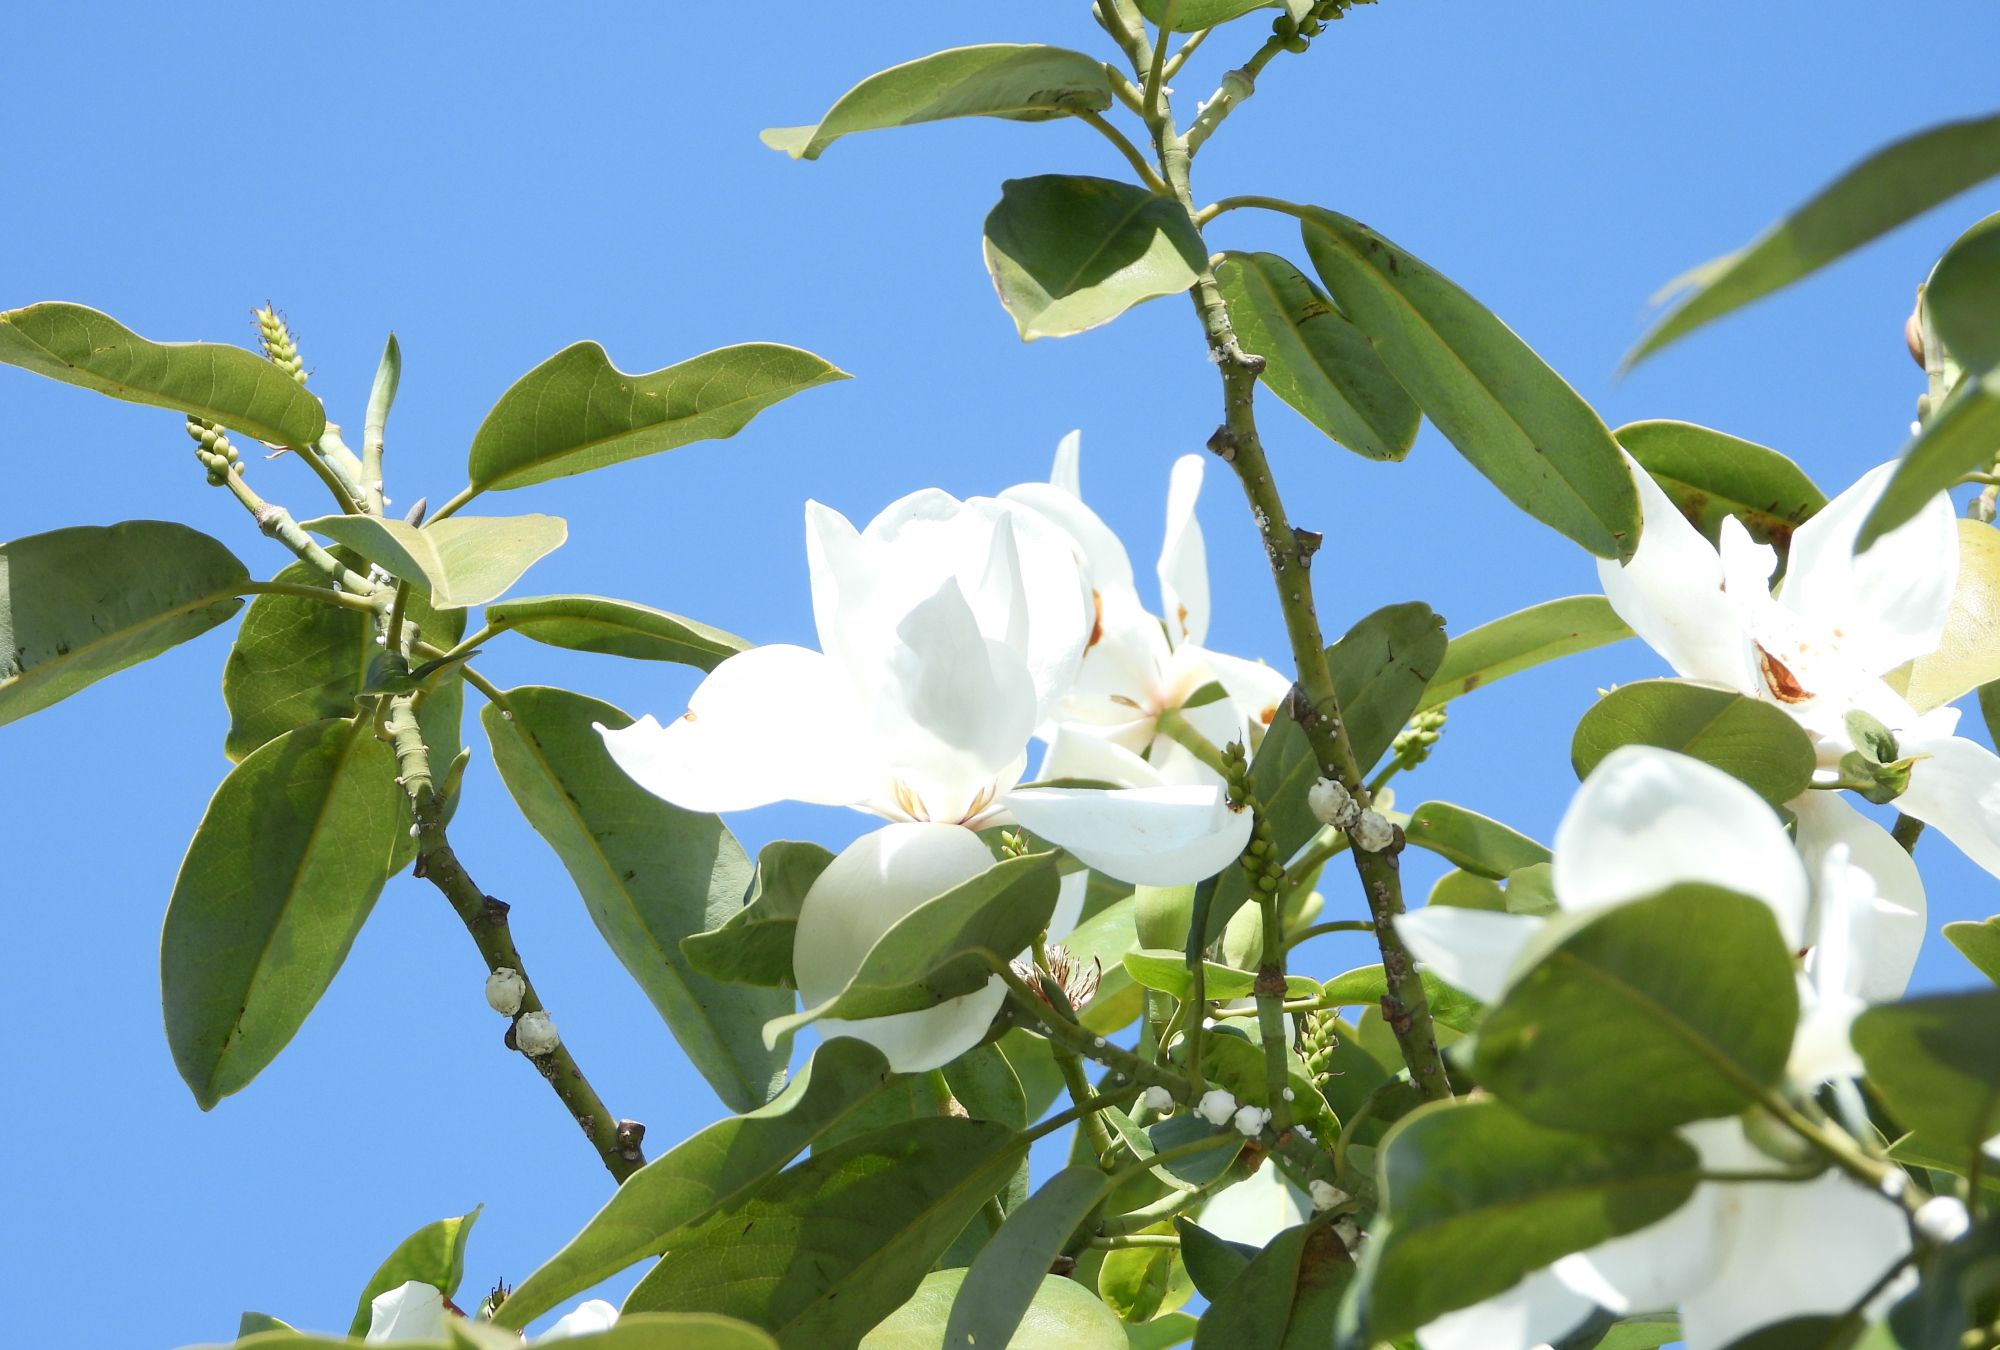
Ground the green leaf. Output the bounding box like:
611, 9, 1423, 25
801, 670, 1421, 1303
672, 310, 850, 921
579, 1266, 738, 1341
1930, 211, 2000, 374
1627, 112, 2000, 366
1068, 888, 1148, 1035
1195, 1220, 1352, 1350
762, 45, 1113, 159
1121, 949, 1316, 1002
1852, 991, 2000, 1169
1358, 1098, 1699, 1340
1191, 1028, 1339, 1139
983, 176, 1207, 340
1860, 375, 2000, 550
1427, 868, 1506, 911
235, 1313, 294, 1336
161, 716, 403, 1108
467, 341, 848, 493
1297, 209, 1639, 560
1136, 0, 1276, 30
1945, 918, 2000, 984
1144, 1115, 1244, 1190
943, 1042, 1028, 1129
1098, 1237, 1177, 1323
1587, 1320, 1682, 1350
1215, 251, 1419, 461
1886, 520, 2000, 710
624, 1116, 1028, 1347
487, 594, 750, 671
1418, 595, 1631, 712
1886, 1213, 2000, 1350
947, 1166, 1112, 1347
1401, 802, 1550, 879
223, 1314, 782, 1350
1476, 885, 1799, 1133
0, 302, 326, 445
765, 852, 1062, 1043
0, 521, 248, 727
1317, 964, 1485, 1035
347, 1207, 482, 1337
1175, 1219, 1258, 1301
1126, 1313, 1199, 1350
365, 332, 401, 453
864, 1268, 1128, 1349
1570, 678, 1817, 806
682, 841, 835, 988
495, 1039, 896, 1331
1326, 601, 1448, 773
1614, 420, 1827, 549
997, 1027, 1065, 1122
301, 513, 565, 609
483, 687, 787, 1111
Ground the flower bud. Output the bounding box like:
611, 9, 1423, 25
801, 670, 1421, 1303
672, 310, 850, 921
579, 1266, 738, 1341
1350, 810, 1395, 853
514, 1010, 559, 1056
1308, 1179, 1348, 1211
1308, 777, 1354, 828
1196, 1087, 1238, 1127
1232, 1104, 1272, 1137
1142, 1085, 1175, 1114
1915, 1194, 1971, 1245
485, 967, 526, 1016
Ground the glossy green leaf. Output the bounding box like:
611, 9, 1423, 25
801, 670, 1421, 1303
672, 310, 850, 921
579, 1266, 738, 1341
483, 687, 786, 1111
1614, 420, 1827, 549
1215, 251, 1419, 460
983, 175, 1207, 340
765, 852, 1061, 1043
365, 331, 401, 453
495, 1039, 895, 1330
1360, 1098, 1699, 1339
1476, 885, 1799, 1133
864, 1268, 1127, 1349
0, 301, 326, 445
301, 513, 565, 609
0, 521, 248, 727
762, 45, 1113, 159
347, 1208, 481, 1336
1858, 375, 2000, 549
1068, 888, 1147, 1034
996, 1028, 1065, 1121
624, 1116, 1027, 1347
1427, 868, 1506, 911
1326, 601, 1448, 773
947, 1165, 1111, 1347
1887, 520, 2000, 710
1930, 211, 2000, 373
1134, 884, 1197, 950
1627, 112, 2000, 366
235, 1313, 294, 1336
942, 1042, 1028, 1129
1852, 991, 2000, 1168
1192, 1028, 1339, 1139
467, 341, 847, 492
1126, 1313, 1199, 1350
224, 1314, 780, 1350
1121, 949, 1316, 1002
162, 716, 403, 1108
1097, 1235, 1177, 1323
1945, 918, 2000, 984
1571, 678, 1817, 806
682, 841, 834, 989
1401, 802, 1550, 879
487, 594, 749, 671
1195, 1220, 1352, 1350
1175, 1219, 1259, 1301
1418, 595, 1631, 711
1298, 209, 1639, 560
1135, 0, 1276, 29
1317, 963, 1485, 1035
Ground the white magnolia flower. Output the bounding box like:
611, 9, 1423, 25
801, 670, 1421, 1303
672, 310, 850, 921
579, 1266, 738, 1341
1602, 453, 2000, 877
366, 1280, 447, 1343
537, 1298, 619, 1341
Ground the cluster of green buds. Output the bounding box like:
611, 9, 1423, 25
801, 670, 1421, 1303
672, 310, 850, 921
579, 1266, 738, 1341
253, 304, 307, 385
186, 415, 239, 485
1299, 1007, 1342, 1090
1275, 0, 1377, 49
1389, 706, 1448, 775
996, 828, 1030, 860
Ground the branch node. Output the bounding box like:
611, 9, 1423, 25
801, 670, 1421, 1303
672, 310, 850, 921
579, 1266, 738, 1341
1206, 425, 1239, 462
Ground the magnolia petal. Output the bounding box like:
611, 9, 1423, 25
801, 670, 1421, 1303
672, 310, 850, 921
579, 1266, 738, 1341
1553, 746, 1808, 947
535, 1299, 619, 1342
1195, 1159, 1307, 1248
1000, 480, 1136, 593
1415, 1267, 1595, 1350
1782, 459, 1957, 676
794, 823, 1009, 1074
601, 645, 876, 813
1201, 648, 1294, 738
366, 1280, 448, 1344
1557, 1171, 1731, 1316
1397, 907, 1546, 1004
805, 498, 873, 670
1789, 791, 1925, 1002
1599, 454, 1758, 690
1147, 687, 1246, 789
1159, 454, 1211, 650
1051, 428, 1083, 498
1004, 783, 1252, 886
1049, 869, 1089, 943
1038, 722, 1165, 783
1894, 732, 2000, 881
1059, 587, 1175, 727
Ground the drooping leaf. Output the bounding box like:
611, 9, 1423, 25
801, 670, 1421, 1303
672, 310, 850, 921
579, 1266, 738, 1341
1614, 420, 1826, 549
1325, 601, 1448, 773
623, 1116, 1027, 1347
1859, 374, 2000, 549
347, 1208, 482, 1337
161, 716, 403, 1108
1476, 885, 1799, 1133
1175, 1219, 1259, 1301
483, 687, 786, 1111
1417, 595, 1631, 711
1400, 802, 1550, 879
1297, 209, 1639, 560
300, 513, 565, 609
1198, 1223, 1353, 1350
946, 1166, 1111, 1347
1930, 210, 2000, 376
1317, 964, 1486, 1035
0, 301, 326, 445
467, 341, 848, 493
762, 45, 1113, 159
863, 1268, 1127, 1349
681, 841, 835, 989
1214, 251, 1419, 460
487, 594, 750, 671
1886, 520, 2000, 710
983, 175, 1207, 340
1135, 0, 1277, 29
1570, 678, 1817, 806
1627, 112, 2000, 366
494, 1039, 896, 1331
1357, 1098, 1700, 1340
1945, 918, 2000, 984
1097, 1229, 1181, 1324
1852, 991, 2000, 1170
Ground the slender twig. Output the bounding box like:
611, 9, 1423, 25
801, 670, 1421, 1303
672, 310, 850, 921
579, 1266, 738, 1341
238, 579, 385, 615
1154, 706, 1233, 777
1280, 826, 1351, 900
1143, 0, 1178, 112
1077, 110, 1170, 194
1024, 1083, 1146, 1145
428, 483, 481, 523
384, 580, 412, 656
1088, 1233, 1181, 1250
290, 439, 364, 516
216, 465, 376, 593
1282, 919, 1375, 952
1892, 813, 1925, 854
1160, 27, 1213, 83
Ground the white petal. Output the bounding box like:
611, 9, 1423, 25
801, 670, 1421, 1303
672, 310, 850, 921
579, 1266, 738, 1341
999, 480, 1136, 593
1789, 791, 1925, 1001
535, 1299, 619, 1342
1048, 869, 1089, 942
1554, 746, 1809, 948
1894, 731, 2000, 881
1415, 1267, 1595, 1350
1058, 588, 1174, 728
1782, 459, 1958, 676
1200, 648, 1294, 740
1004, 783, 1253, 886
366, 1281, 448, 1343
1397, 907, 1546, 1004
600, 646, 876, 813
794, 823, 1009, 1074
805, 498, 872, 669
1598, 454, 1758, 689
1556, 1178, 1730, 1316
1037, 722, 1165, 785
1196, 1159, 1306, 1247
1159, 455, 1211, 650
1050, 428, 1083, 498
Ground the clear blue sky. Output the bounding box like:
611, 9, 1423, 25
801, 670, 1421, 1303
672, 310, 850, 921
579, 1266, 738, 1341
6, 5, 2000, 1346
